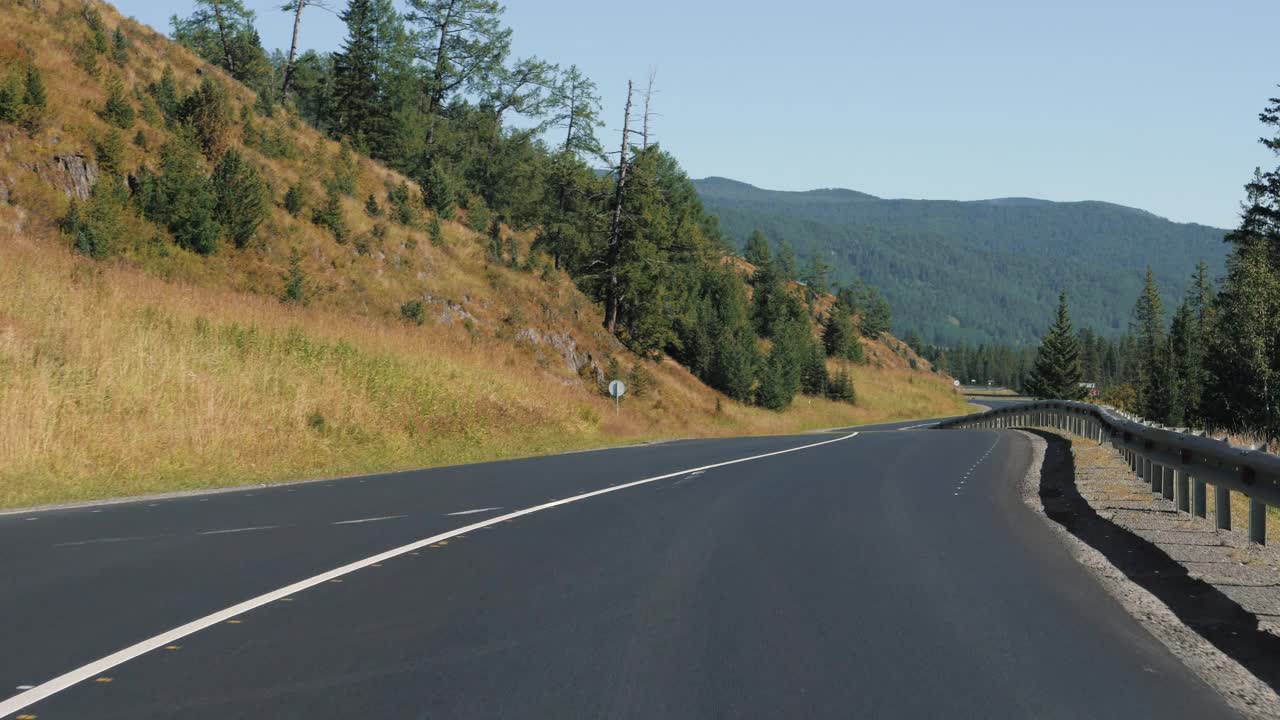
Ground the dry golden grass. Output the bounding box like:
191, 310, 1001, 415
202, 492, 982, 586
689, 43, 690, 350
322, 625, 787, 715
0, 229, 970, 509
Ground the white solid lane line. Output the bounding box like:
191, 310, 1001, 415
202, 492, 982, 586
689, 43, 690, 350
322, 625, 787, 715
0, 432, 857, 717
332, 515, 405, 525
53, 537, 149, 548
198, 525, 279, 536
446, 507, 503, 516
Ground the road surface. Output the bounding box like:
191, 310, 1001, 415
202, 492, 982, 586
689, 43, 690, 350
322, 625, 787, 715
0, 411, 1235, 718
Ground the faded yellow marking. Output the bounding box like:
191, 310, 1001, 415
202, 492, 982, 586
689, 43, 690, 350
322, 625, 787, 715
94, 677, 113, 683
372, 564, 382, 568
17, 714, 37, 719
279, 597, 293, 602
226, 619, 242, 624
331, 579, 344, 583
164, 645, 181, 651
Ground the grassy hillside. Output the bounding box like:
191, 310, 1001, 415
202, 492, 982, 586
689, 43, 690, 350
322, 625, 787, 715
0, 0, 968, 509
696, 177, 1231, 346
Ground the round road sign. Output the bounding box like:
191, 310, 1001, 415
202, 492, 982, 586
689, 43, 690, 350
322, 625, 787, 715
609, 380, 627, 398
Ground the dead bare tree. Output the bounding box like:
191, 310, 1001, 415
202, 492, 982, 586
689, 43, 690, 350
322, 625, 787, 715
605, 80, 636, 336
641, 68, 657, 150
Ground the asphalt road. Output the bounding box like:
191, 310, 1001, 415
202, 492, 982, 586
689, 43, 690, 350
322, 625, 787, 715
0, 410, 1235, 719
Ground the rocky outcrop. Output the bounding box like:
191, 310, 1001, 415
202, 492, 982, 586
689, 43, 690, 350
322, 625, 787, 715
513, 327, 589, 374
26, 154, 99, 200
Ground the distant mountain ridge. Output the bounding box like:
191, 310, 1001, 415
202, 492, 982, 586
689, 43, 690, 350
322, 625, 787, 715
695, 177, 1230, 346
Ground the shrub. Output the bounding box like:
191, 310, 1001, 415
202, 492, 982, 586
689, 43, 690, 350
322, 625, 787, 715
62, 181, 129, 259
0, 76, 20, 124
827, 368, 857, 404
281, 250, 308, 304
364, 193, 381, 217
388, 182, 414, 226
400, 300, 425, 326
312, 185, 348, 243
627, 363, 654, 399
73, 39, 100, 77
330, 140, 357, 196
283, 182, 305, 217
428, 217, 443, 247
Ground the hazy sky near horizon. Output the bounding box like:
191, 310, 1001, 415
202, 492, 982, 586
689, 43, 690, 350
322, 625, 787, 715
113, 0, 1278, 228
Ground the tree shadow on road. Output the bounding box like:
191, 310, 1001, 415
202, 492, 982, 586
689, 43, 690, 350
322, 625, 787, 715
1030, 429, 1280, 694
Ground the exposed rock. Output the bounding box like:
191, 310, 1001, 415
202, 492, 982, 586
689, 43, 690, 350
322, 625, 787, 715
514, 328, 542, 344
28, 154, 99, 200
436, 301, 476, 327
0, 179, 8, 206
546, 331, 587, 373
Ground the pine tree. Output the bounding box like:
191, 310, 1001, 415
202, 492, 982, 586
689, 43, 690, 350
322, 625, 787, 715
801, 254, 831, 297
331, 0, 392, 148
1200, 90, 1280, 440
283, 182, 305, 217
110, 27, 129, 66
1024, 291, 1086, 400
743, 229, 771, 267
20, 64, 46, 131
821, 304, 861, 361
1131, 268, 1172, 422
138, 133, 221, 255
858, 288, 892, 338
100, 75, 134, 129
180, 78, 234, 161
799, 338, 830, 396
312, 185, 349, 242
171, 0, 271, 91
211, 148, 270, 249
775, 239, 797, 281
827, 367, 857, 404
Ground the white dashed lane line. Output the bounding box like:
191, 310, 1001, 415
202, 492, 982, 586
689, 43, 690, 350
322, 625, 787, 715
446, 507, 503, 516
953, 435, 1001, 497
332, 515, 405, 525
198, 525, 280, 536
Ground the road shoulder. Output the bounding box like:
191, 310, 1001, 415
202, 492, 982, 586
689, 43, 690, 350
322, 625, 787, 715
1015, 429, 1280, 720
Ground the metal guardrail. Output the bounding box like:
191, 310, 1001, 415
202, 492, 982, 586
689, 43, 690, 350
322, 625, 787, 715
938, 400, 1279, 545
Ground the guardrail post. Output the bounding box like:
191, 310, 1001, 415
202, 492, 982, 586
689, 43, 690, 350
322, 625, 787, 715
1216, 486, 1231, 530
1150, 459, 1161, 494
1192, 478, 1207, 518
1162, 464, 1175, 501
1250, 499, 1267, 545
1172, 468, 1192, 512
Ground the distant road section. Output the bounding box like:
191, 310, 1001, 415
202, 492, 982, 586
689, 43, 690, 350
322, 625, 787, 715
0, 417, 1232, 719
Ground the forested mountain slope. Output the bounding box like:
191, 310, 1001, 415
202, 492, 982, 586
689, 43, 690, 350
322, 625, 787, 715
696, 177, 1231, 346
0, 0, 966, 508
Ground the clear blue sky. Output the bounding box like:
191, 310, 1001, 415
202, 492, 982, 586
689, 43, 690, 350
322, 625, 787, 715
112, 0, 1278, 229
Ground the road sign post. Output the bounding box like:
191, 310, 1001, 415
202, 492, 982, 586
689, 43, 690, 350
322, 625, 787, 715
608, 380, 626, 416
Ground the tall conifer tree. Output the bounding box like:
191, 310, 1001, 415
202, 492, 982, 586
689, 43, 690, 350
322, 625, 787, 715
1024, 292, 1085, 400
